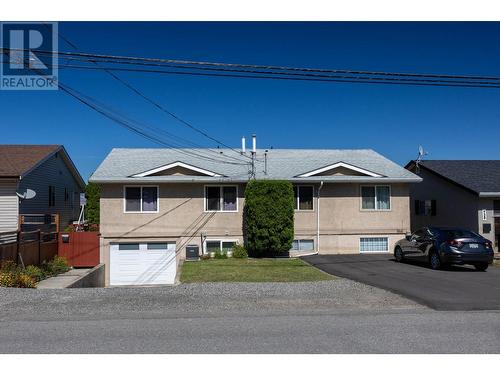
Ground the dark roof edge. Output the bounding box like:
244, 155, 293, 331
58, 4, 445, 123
405, 160, 479, 196
21, 146, 86, 190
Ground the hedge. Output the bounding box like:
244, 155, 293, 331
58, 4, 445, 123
244, 180, 294, 256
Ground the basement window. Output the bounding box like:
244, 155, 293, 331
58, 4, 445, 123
360, 237, 388, 253
205, 240, 238, 253
291, 239, 314, 252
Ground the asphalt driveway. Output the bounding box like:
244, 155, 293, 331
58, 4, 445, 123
303, 254, 500, 311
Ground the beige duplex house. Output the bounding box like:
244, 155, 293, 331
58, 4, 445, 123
89, 148, 421, 286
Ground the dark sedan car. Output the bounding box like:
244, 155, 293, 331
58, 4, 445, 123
394, 227, 494, 271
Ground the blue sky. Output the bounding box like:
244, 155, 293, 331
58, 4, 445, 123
1, 22, 500, 181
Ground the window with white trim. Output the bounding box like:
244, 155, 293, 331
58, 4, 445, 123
361, 185, 390, 210
293, 185, 314, 210
205, 240, 238, 253
360, 237, 388, 252
124, 186, 158, 212
205, 186, 237, 212
291, 239, 315, 251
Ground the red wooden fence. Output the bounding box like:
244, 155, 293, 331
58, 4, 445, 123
58, 232, 100, 268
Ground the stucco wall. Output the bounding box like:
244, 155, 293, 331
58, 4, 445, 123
99, 182, 411, 285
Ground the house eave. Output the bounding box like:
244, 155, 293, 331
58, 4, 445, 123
478, 192, 500, 198
89, 177, 423, 184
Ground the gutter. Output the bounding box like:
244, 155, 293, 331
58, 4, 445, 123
89, 177, 423, 184
479, 192, 500, 198
316, 181, 324, 255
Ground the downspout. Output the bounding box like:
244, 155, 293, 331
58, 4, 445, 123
316, 181, 324, 255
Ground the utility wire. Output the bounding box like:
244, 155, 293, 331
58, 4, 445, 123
57, 82, 249, 166
4, 47, 500, 89
50, 58, 500, 88
13, 48, 500, 82
53, 62, 500, 89
3, 48, 251, 167
26, 37, 252, 163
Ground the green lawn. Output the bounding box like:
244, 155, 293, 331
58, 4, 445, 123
180, 258, 334, 283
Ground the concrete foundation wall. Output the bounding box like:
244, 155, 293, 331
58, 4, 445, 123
68, 264, 105, 288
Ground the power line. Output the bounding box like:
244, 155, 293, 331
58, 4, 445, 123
53, 62, 500, 89
2, 50, 251, 167
13, 47, 500, 82
52, 55, 500, 87
26, 38, 253, 163
57, 82, 249, 166
8, 47, 499, 88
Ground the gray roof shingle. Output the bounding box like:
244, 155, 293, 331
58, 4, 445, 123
89, 148, 420, 183
415, 160, 500, 194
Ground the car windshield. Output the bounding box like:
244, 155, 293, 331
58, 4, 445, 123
441, 229, 478, 239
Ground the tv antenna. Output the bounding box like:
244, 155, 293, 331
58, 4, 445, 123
415, 145, 428, 173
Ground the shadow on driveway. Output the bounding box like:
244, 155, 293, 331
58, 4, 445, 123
302, 254, 500, 311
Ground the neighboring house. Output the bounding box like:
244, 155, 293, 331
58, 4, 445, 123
90, 147, 420, 286
405, 160, 500, 252
0, 145, 85, 241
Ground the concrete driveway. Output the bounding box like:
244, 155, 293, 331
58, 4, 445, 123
303, 254, 500, 311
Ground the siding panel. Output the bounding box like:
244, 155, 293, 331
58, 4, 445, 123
18, 151, 84, 228
0, 180, 19, 233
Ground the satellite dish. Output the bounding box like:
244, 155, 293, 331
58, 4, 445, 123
418, 145, 424, 157
16, 188, 36, 200
416, 145, 428, 161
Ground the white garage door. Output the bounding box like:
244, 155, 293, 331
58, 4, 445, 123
110, 242, 177, 286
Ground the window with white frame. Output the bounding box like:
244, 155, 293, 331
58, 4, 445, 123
291, 239, 315, 252
124, 186, 158, 212
205, 186, 237, 212
360, 237, 388, 252
205, 240, 238, 253
293, 185, 314, 210
361, 185, 390, 210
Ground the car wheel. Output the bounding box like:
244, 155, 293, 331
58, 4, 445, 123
474, 263, 489, 272
394, 246, 404, 262
429, 251, 441, 270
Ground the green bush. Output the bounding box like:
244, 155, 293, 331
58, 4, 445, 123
0, 265, 39, 288
85, 182, 100, 225
232, 244, 248, 258
15, 274, 36, 288
42, 256, 70, 276
0, 272, 17, 287
244, 180, 294, 257
1, 260, 18, 273
24, 265, 45, 282
214, 251, 228, 259
0, 256, 70, 288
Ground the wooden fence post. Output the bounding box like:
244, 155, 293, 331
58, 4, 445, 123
16, 231, 20, 265
54, 213, 60, 234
